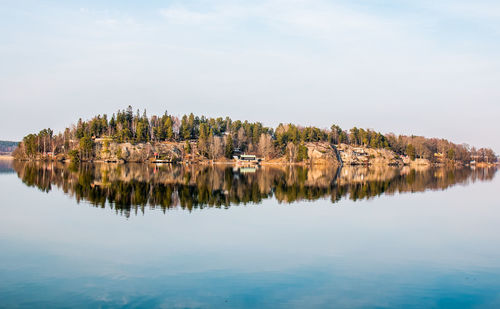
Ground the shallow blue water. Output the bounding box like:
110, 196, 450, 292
1, 164, 499, 308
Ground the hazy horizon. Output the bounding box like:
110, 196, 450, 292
1, 0, 499, 152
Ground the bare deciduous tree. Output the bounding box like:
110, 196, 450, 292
258, 133, 274, 159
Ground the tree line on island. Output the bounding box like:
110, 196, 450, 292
15, 105, 497, 164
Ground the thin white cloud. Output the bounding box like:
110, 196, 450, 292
156, 0, 409, 48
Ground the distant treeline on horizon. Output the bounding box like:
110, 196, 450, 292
15, 106, 498, 163
0, 140, 19, 154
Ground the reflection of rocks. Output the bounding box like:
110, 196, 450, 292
12, 161, 497, 217
403, 157, 431, 166
305, 166, 339, 187
338, 166, 402, 185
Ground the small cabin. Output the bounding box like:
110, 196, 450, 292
236, 154, 260, 165
239, 154, 257, 161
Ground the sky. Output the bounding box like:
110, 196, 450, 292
1, 0, 499, 151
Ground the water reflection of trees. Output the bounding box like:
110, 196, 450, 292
13, 161, 497, 217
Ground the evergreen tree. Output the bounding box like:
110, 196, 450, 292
406, 144, 416, 160
79, 135, 94, 160
165, 117, 174, 140
296, 143, 309, 162
225, 134, 234, 158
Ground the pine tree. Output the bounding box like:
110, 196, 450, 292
225, 134, 234, 158
165, 117, 173, 140
406, 144, 416, 160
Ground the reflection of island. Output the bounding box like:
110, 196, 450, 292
0, 159, 14, 174
13, 161, 497, 217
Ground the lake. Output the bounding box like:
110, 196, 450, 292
0, 160, 499, 308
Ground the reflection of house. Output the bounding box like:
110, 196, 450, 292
239, 167, 257, 173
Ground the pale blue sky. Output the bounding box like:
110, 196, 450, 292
1, 0, 499, 151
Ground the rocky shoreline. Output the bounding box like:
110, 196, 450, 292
14, 140, 493, 167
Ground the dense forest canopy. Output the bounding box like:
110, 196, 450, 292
15, 106, 498, 163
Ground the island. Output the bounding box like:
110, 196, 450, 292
13, 106, 498, 167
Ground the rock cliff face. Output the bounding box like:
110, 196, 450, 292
264, 142, 341, 165
402, 156, 431, 166
95, 141, 183, 163
304, 142, 341, 165
337, 144, 403, 166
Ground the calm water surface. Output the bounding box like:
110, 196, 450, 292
0, 161, 499, 308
